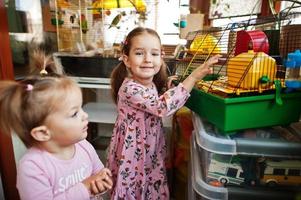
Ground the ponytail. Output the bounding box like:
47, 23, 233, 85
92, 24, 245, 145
110, 62, 128, 104
0, 50, 72, 147
153, 62, 168, 94
0, 81, 33, 146
30, 49, 64, 76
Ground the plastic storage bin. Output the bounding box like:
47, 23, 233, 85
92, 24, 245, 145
192, 113, 301, 157
190, 135, 301, 200
189, 114, 301, 200
185, 88, 301, 134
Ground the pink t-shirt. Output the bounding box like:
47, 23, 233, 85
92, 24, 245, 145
17, 139, 104, 200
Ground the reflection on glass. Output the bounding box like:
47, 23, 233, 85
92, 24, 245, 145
6, 0, 56, 79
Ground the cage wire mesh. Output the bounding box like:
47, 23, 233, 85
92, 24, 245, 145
176, 10, 301, 98
52, 0, 159, 52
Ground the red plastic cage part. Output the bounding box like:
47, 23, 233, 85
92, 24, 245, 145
235, 30, 269, 55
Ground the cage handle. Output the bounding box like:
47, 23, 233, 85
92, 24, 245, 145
274, 80, 283, 106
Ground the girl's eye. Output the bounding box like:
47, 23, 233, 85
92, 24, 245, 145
71, 111, 78, 118
135, 51, 144, 56
152, 53, 160, 56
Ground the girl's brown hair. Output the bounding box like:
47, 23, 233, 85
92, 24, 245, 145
0, 52, 78, 148
110, 27, 168, 103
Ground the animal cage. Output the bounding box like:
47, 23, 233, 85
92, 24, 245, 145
51, 0, 153, 52
178, 13, 301, 134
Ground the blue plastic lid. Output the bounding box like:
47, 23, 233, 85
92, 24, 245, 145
285, 80, 301, 88
284, 60, 296, 68
288, 49, 301, 66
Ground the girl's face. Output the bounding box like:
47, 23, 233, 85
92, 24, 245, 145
123, 33, 163, 85
44, 87, 89, 148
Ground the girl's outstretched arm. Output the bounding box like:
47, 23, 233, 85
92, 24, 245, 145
121, 81, 190, 117
119, 55, 220, 117
182, 54, 221, 92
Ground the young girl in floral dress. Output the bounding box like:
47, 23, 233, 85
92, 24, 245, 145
107, 27, 220, 200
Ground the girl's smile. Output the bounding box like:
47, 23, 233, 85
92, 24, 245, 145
123, 33, 163, 86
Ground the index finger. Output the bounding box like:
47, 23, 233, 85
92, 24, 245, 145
206, 54, 222, 65
101, 168, 112, 177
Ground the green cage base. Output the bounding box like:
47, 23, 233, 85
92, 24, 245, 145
185, 88, 301, 135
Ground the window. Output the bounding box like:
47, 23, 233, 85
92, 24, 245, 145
154, 0, 189, 44
288, 169, 300, 176
273, 168, 285, 175
280, 1, 301, 24
7, 0, 43, 78
209, 0, 262, 19
226, 168, 238, 177
212, 16, 257, 27
239, 171, 244, 178
103, 0, 189, 45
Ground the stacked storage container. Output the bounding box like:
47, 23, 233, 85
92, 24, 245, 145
175, 11, 301, 200
189, 114, 301, 200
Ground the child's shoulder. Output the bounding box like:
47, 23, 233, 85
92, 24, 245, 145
122, 78, 150, 90
20, 147, 44, 161
122, 78, 135, 87
76, 139, 96, 154
77, 139, 93, 149
18, 147, 48, 170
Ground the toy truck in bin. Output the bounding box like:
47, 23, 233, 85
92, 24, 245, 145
260, 159, 301, 186
207, 155, 245, 185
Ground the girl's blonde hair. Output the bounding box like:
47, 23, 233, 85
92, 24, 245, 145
0, 52, 78, 148
110, 27, 168, 103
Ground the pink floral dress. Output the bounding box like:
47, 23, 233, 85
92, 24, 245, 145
107, 78, 190, 200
